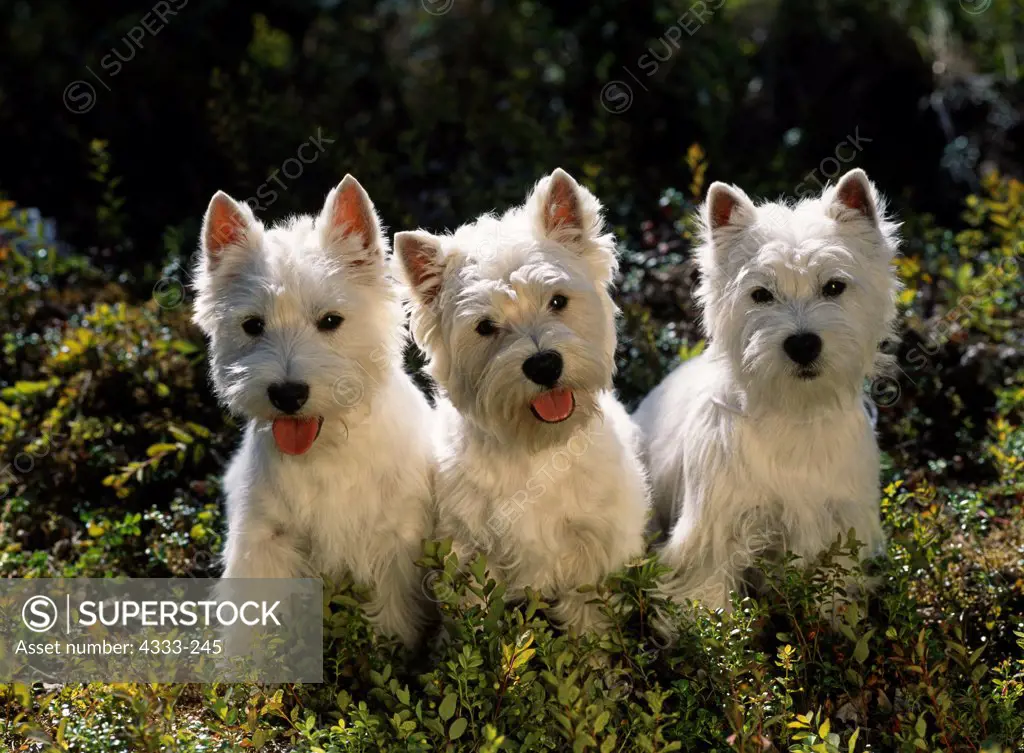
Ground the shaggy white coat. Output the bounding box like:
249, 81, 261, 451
393, 169, 650, 633
633, 169, 899, 615
193, 177, 434, 647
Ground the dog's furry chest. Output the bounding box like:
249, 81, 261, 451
238, 418, 427, 585
724, 407, 879, 543
735, 410, 873, 494
437, 417, 641, 595
265, 453, 386, 576
490, 468, 605, 591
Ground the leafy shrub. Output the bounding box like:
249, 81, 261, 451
0, 202, 228, 579
1, 158, 1023, 750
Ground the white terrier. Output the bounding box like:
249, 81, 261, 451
634, 168, 899, 614
193, 176, 434, 647
393, 169, 649, 633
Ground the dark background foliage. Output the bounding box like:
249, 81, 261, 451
3, 0, 1020, 266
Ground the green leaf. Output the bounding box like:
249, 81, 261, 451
436, 538, 453, 557
438, 692, 457, 722
171, 339, 200, 355
87, 521, 106, 538
168, 425, 194, 444
146, 442, 180, 457
512, 648, 535, 670
469, 553, 488, 584
853, 629, 875, 664
396, 686, 410, 706
448, 717, 467, 740
423, 717, 445, 736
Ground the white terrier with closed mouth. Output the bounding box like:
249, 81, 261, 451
193, 176, 434, 648
634, 168, 899, 620
393, 168, 650, 634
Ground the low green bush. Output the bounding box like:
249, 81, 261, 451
0, 172, 1021, 750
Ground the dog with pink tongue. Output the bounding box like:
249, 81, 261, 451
393, 169, 650, 634
192, 176, 434, 648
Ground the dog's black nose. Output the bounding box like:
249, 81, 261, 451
783, 332, 823, 366
522, 350, 563, 387
268, 382, 310, 414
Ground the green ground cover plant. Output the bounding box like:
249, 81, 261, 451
0, 165, 1020, 751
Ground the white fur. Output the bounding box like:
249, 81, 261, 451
634, 169, 899, 615
193, 177, 434, 647
393, 169, 650, 633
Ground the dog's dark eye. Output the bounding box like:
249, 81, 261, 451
822, 279, 847, 298
751, 287, 774, 304
242, 317, 265, 336
549, 294, 568, 312
475, 319, 498, 336
317, 313, 344, 332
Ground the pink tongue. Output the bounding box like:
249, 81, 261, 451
272, 417, 320, 455
530, 389, 575, 423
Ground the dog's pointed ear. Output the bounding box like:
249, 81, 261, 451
702, 183, 757, 271
201, 191, 258, 268
394, 230, 445, 306
529, 168, 608, 246
705, 182, 756, 234
527, 168, 616, 279
828, 169, 878, 226
318, 175, 384, 265
539, 168, 586, 236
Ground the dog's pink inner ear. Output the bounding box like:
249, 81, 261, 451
397, 233, 442, 305
204, 194, 249, 265
835, 174, 876, 224
544, 173, 582, 233
328, 179, 377, 259
709, 190, 739, 230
